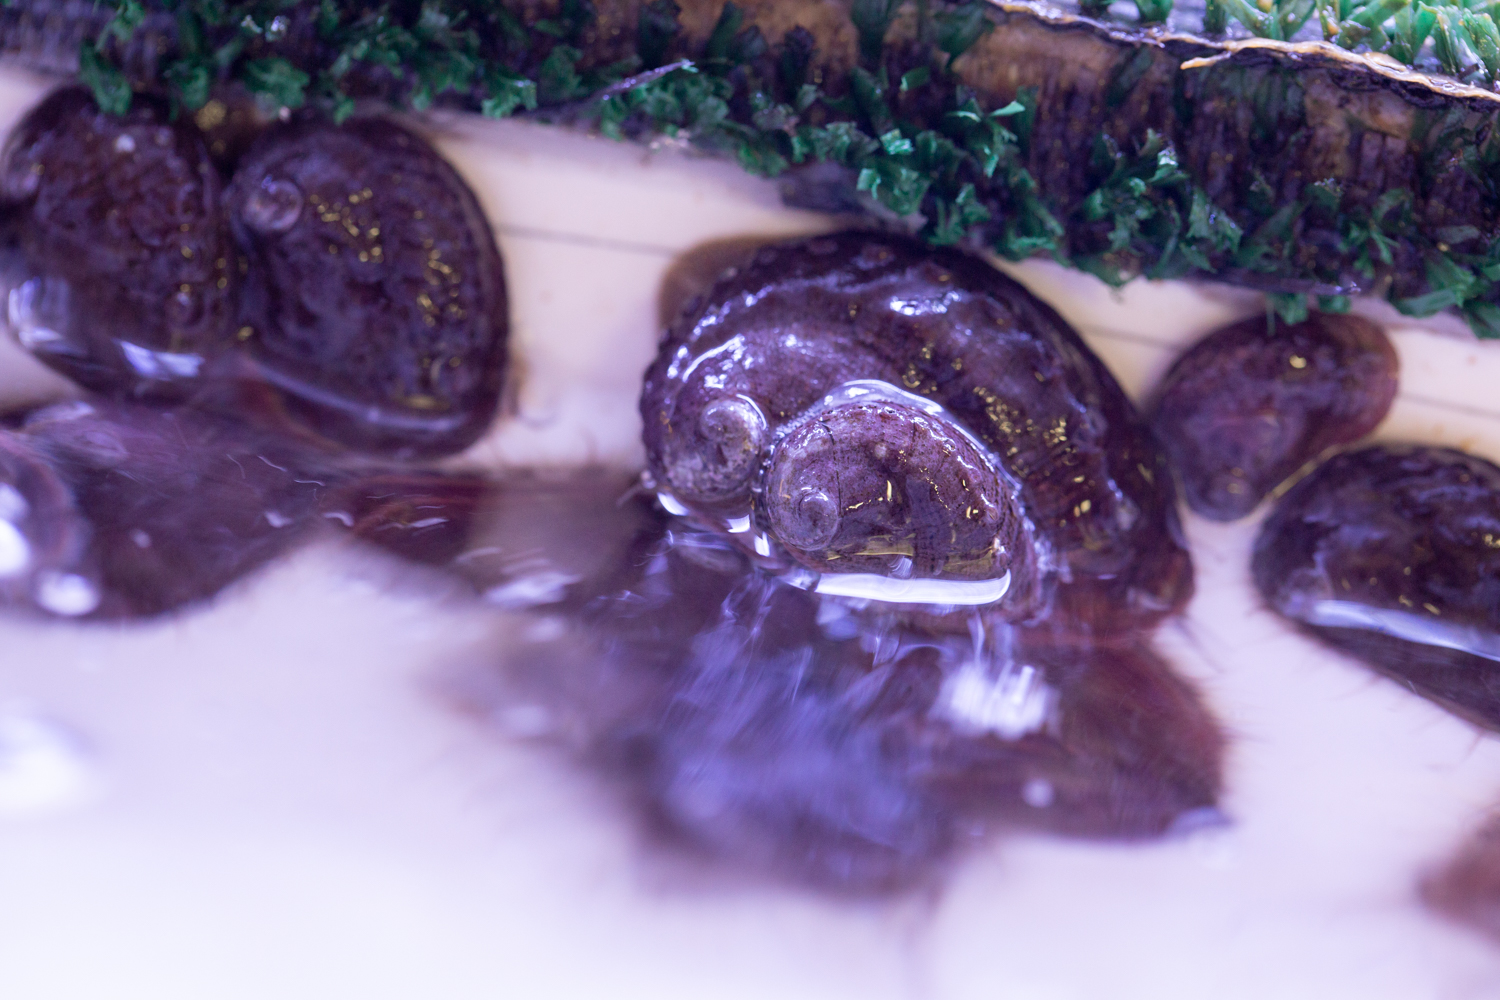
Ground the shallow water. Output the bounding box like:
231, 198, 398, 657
2, 64, 1500, 998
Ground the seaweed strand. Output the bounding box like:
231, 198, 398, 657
51, 0, 1500, 336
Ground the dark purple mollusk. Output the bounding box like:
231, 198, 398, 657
1153, 312, 1398, 521
2, 399, 336, 620
760, 387, 1038, 586
224, 115, 508, 458
1253, 444, 1500, 731
0, 86, 236, 397
641, 231, 1191, 633
914, 635, 1224, 841
446, 501, 1222, 894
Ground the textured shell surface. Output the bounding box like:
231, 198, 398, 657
1, 4, 1500, 996
643, 231, 1191, 631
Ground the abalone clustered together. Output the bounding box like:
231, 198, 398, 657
0, 85, 509, 621
561, 230, 1222, 886
1147, 304, 1500, 742
1152, 308, 1500, 738
0, 81, 1471, 899
0, 86, 509, 458
641, 232, 1192, 632
1147, 256, 1500, 942
286, 230, 1226, 890
1155, 300, 1500, 947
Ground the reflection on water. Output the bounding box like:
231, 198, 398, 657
330, 467, 1226, 894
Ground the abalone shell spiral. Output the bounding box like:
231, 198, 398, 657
641, 232, 1191, 630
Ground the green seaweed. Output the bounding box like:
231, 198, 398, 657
69, 0, 1500, 336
